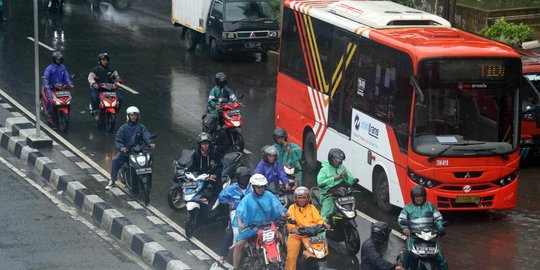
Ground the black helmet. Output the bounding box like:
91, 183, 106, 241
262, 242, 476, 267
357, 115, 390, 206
410, 185, 427, 205
215, 72, 227, 88
328, 148, 346, 163
273, 128, 288, 143
371, 222, 391, 243
197, 132, 212, 144
261, 145, 278, 158
52, 51, 64, 64
97, 52, 110, 61
236, 166, 251, 189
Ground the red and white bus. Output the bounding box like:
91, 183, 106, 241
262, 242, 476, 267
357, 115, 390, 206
517, 48, 540, 160
275, 0, 522, 211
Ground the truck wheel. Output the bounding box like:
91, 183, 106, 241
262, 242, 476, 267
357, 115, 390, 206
210, 39, 222, 61
185, 29, 198, 51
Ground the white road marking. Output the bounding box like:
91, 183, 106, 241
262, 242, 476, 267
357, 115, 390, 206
26, 37, 55, 52
356, 209, 407, 240
146, 215, 166, 225
116, 83, 139, 94
110, 187, 126, 196
1, 103, 12, 108
60, 150, 75, 157
167, 232, 187, 242
190, 249, 211, 260
91, 173, 109, 183
75, 161, 91, 169
127, 201, 144, 210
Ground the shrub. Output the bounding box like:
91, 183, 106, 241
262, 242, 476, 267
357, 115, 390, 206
480, 17, 534, 47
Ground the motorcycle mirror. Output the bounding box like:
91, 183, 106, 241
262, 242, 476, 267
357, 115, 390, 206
150, 134, 158, 140
171, 160, 178, 167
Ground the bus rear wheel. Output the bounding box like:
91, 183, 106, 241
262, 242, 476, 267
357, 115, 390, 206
302, 131, 317, 172
375, 172, 393, 212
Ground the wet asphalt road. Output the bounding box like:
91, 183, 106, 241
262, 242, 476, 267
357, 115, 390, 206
1, 1, 540, 269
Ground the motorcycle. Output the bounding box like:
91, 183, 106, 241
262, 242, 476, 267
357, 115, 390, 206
310, 182, 361, 255
119, 135, 156, 205
168, 149, 195, 210
290, 223, 333, 270
181, 151, 244, 237
398, 221, 446, 270
267, 181, 295, 210
241, 218, 292, 270
41, 82, 72, 132
92, 82, 120, 132
202, 97, 244, 153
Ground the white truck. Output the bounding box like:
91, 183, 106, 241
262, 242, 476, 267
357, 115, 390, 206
172, 0, 280, 61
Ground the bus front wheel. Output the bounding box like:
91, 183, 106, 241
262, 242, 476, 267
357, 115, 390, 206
302, 131, 317, 172
375, 172, 393, 212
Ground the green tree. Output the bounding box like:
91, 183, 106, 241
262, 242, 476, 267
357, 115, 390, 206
480, 17, 534, 47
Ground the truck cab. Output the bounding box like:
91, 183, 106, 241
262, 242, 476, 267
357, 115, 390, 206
206, 0, 279, 60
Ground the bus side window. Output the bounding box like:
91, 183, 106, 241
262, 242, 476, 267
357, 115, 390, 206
278, 8, 308, 84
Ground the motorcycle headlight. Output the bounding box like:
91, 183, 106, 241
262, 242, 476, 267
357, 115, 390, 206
136, 156, 146, 166
102, 100, 110, 107
111, 100, 117, 108
130, 155, 137, 164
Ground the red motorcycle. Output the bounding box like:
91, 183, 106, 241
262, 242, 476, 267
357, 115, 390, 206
95, 82, 120, 132
241, 218, 290, 270
202, 99, 245, 152
41, 82, 72, 132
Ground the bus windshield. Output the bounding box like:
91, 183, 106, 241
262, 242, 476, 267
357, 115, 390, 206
412, 59, 520, 158
225, 1, 276, 22
523, 72, 540, 112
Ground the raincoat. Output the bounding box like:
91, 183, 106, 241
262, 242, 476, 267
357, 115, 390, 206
43, 64, 73, 86
274, 142, 303, 185
254, 160, 289, 186
233, 191, 286, 241
398, 201, 447, 270
218, 182, 251, 210
207, 85, 237, 116
317, 160, 355, 222
285, 203, 325, 270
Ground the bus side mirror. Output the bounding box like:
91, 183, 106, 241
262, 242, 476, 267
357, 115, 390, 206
415, 105, 427, 128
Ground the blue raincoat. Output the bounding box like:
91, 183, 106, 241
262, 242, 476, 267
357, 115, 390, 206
233, 191, 286, 241
254, 160, 289, 186
218, 183, 251, 210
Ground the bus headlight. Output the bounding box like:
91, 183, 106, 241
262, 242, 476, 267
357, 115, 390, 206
408, 168, 441, 188
493, 171, 518, 187
520, 138, 534, 145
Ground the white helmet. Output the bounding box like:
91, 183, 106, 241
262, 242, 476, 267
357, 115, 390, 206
126, 106, 140, 121
249, 174, 268, 186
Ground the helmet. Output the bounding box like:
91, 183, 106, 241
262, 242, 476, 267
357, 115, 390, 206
293, 186, 310, 205
197, 132, 212, 144
215, 72, 227, 88
273, 128, 288, 143
126, 106, 140, 121
371, 222, 391, 243
97, 52, 110, 61
235, 166, 251, 188
410, 185, 427, 205
261, 145, 278, 158
52, 51, 64, 64
249, 174, 268, 186
328, 148, 346, 163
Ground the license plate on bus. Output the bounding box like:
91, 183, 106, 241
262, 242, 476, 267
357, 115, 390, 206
135, 167, 152, 175
455, 195, 480, 203
245, 42, 261, 49
182, 182, 198, 189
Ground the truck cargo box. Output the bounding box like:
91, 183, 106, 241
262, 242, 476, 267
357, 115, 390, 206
172, 0, 213, 33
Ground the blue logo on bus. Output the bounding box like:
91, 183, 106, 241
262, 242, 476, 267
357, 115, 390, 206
360, 121, 379, 139
354, 115, 361, 131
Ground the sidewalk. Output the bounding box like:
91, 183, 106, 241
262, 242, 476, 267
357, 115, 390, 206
0, 93, 228, 270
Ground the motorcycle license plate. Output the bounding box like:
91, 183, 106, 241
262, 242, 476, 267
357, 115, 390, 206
182, 182, 198, 189
227, 109, 240, 116
262, 230, 275, 243
414, 244, 437, 254
103, 92, 117, 98
308, 236, 325, 244
455, 195, 480, 203
135, 167, 152, 175
55, 91, 70, 97
337, 196, 355, 204
245, 42, 261, 49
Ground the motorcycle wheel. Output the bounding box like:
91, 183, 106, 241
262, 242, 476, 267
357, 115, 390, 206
186, 208, 198, 238
105, 113, 116, 133
167, 188, 185, 210
231, 131, 245, 153
140, 178, 150, 206
58, 111, 69, 133
344, 224, 360, 255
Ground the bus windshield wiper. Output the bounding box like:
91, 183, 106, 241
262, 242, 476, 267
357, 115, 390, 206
454, 148, 509, 160
427, 141, 486, 162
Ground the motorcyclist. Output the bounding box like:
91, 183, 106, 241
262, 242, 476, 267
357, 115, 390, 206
207, 72, 239, 118
88, 52, 123, 121
398, 185, 447, 270
254, 145, 291, 191
42, 51, 74, 118
285, 186, 329, 270
188, 132, 221, 181
317, 148, 356, 222
106, 106, 155, 190
232, 174, 288, 270
361, 222, 404, 270
217, 166, 252, 262
273, 128, 303, 186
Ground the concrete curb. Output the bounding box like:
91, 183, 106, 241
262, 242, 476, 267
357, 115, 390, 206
0, 98, 191, 270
